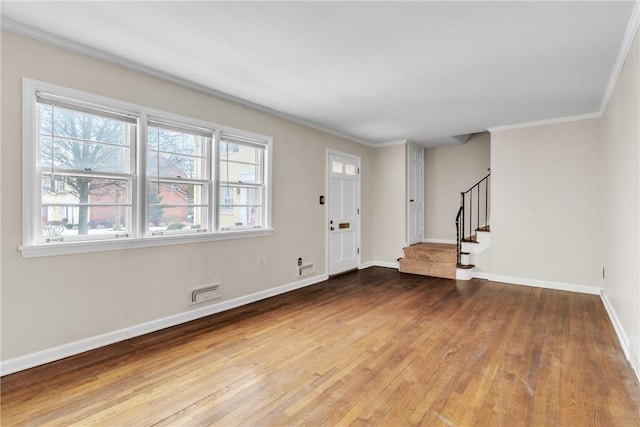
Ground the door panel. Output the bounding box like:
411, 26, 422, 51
407, 144, 424, 245
328, 153, 359, 275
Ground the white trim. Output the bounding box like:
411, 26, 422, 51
2, 19, 375, 148
601, 290, 640, 383
488, 112, 602, 133
600, 0, 640, 114
375, 139, 408, 148
423, 238, 457, 245
476, 272, 601, 295
326, 149, 362, 275
601, 290, 631, 360
0, 272, 328, 376
19, 228, 274, 258
360, 260, 399, 270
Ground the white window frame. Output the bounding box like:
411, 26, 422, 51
34, 91, 138, 243
216, 132, 269, 232
20, 79, 273, 258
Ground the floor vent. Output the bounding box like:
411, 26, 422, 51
298, 263, 315, 277
190, 284, 222, 305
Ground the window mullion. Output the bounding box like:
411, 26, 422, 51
135, 113, 146, 238
212, 129, 220, 232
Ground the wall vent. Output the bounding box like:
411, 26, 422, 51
190, 283, 222, 305
298, 263, 315, 277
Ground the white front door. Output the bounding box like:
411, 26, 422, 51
328, 152, 359, 275
407, 143, 424, 245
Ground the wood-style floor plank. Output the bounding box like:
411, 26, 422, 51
1, 267, 638, 426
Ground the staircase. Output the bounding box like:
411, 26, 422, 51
399, 243, 457, 279
399, 172, 491, 281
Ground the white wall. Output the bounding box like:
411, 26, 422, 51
424, 133, 491, 242
490, 119, 602, 288
601, 31, 640, 376
0, 31, 376, 367
371, 144, 406, 265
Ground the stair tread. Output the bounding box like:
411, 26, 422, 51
476, 226, 491, 232
456, 264, 475, 269
403, 242, 456, 252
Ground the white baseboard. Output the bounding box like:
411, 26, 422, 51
0, 273, 328, 376
601, 290, 631, 360
601, 290, 640, 383
477, 272, 601, 295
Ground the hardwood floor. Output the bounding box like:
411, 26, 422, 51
2, 267, 639, 426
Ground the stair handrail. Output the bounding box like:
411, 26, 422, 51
456, 171, 491, 266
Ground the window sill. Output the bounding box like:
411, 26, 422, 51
18, 228, 274, 259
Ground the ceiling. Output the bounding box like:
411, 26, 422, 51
1, 1, 636, 147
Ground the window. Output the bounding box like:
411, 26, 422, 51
147, 120, 210, 234
36, 93, 136, 242
21, 79, 272, 257
218, 133, 266, 230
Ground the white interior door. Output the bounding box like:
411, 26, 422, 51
407, 144, 424, 245
328, 152, 359, 275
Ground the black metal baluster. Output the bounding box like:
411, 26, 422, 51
462, 193, 465, 242
476, 186, 479, 233
470, 190, 473, 239
485, 177, 489, 228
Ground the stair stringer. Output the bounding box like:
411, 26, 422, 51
456, 230, 491, 280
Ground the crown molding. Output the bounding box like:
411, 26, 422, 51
0, 17, 376, 148
375, 139, 408, 148
488, 112, 602, 133
599, 0, 640, 114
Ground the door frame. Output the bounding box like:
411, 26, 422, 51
326, 149, 362, 275
406, 142, 425, 245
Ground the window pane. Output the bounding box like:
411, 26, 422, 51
38, 102, 132, 174
41, 175, 130, 237
219, 162, 261, 184
345, 164, 356, 175
41, 206, 130, 238
219, 186, 262, 206
219, 207, 262, 229
148, 206, 206, 232
39, 104, 128, 145
148, 126, 206, 155
219, 141, 260, 161
148, 181, 207, 231
41, 175, 129, 205
39, 137, 130, 173
147, 152, 205, 180
147, 126, 207, 180
220, 187, 234, 213
332, 161, 343, 173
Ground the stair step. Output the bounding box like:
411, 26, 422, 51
399, 258, 456, 280
403, 243, 456, 262
456, 263, 475, 269
476, 226, 491, 232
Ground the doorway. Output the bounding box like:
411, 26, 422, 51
327, 151, 361, 275
407, 143, 424, 245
